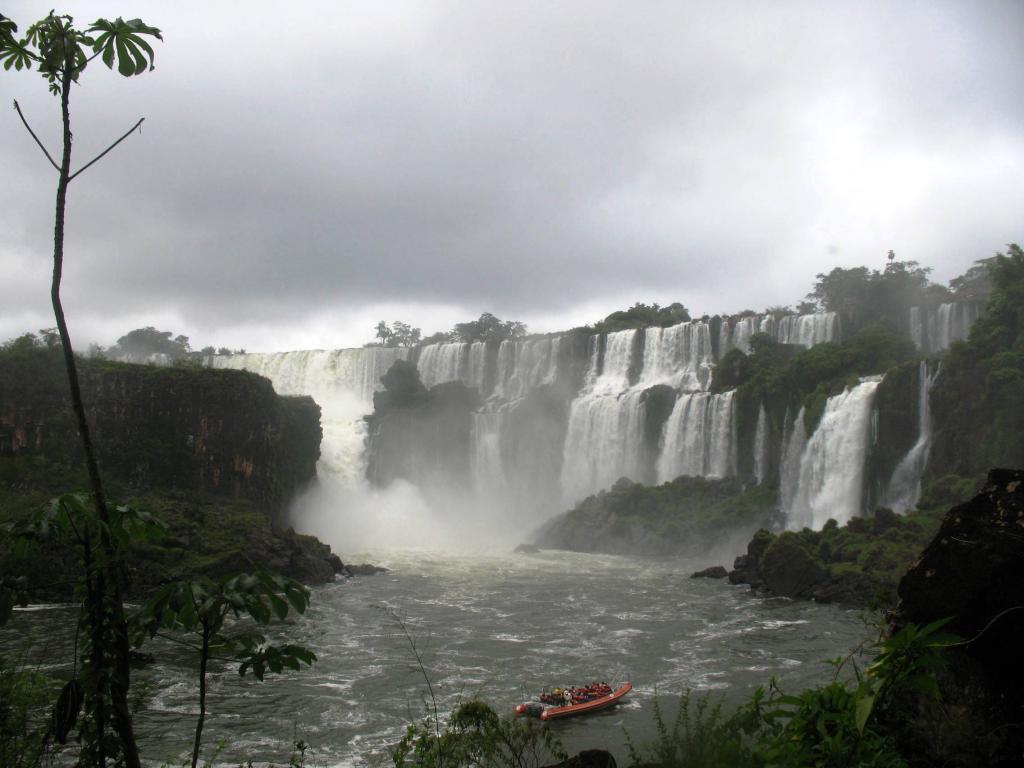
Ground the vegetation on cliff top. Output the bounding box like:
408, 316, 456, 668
928, 244, 1024, 480
535, 476, 779, 558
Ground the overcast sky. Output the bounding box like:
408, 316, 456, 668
2, 1, 1022, 352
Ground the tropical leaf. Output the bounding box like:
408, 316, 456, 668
88, 17, 162, 76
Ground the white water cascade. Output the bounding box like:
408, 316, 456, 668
640, 322, 714, 389
883, 362, 939, 512
909, 302, 980, 354
656, 391, 736, 482
560, 330, 645, 503
779, 407, 807, 513
492, 336, 562, 401
753, 404, 768, 484
722, 312, 838, 354
786, 378, 882, 529
212, 348, 408, 487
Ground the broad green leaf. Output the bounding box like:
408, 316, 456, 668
88, 16, 161, 77
854, 693, 875, 734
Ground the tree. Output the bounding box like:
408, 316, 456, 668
452, 313, 528, 343
135, 573, 315, 768
2, 11, 162, 768
109, 326, 190, 362
391, 320, 422, 347
375, 320, 394, 345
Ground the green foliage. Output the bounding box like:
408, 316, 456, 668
539, 476, 779, 557
592, 302, 690, 333
0, 11, 161, 91
719, 323, 916, 434
624, 690, 751, 768
929, 245, 1024, 478
739, 506, 944, 605
916, 474, 978, 511
107, 327, 191, 362
134, 572, 315, 767
374, 321, 422, 348
808, 260, 940, 333
452, 313, 527, 344
392, 700, 566, 768
624, 618, 957, 768
0, 661, 59, 768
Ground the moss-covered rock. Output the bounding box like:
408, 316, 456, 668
728, 505, 944, 606
533, 476, 779, 558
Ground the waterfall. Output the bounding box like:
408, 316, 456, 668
472, 408, 508, 496
465, 341, 489, 394
639, 322, 713, 390
912, 301, 980, 354
560, 330, 643, 503
417, 342, 466, 388
786, 377, 882, 529
723, 311, 838, 354
930, 302, 979, 352
493, 337, 562, 401
730, 317, 758, 354
212, 347, 409, 486
753, 404, 768, 484
883, 362, 939, 512
775, 312, 838, 348
779, 407, 806, 513
655, 391, 736, 482
909, 307, 924, 350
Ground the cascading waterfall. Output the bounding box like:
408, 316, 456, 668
213, 348, 409, 484
640, 322, 713, 389
417, 342, 466, 389
753, 404, 768, 484
910, 301, 980, 354
493, 336, 561, 400
208, 307, 886, 543
722, 312, 838, 353
779, 407, 806, 513
883, 362, 939, 512
775, 312, 838, 348
560, 330, 644, 503
786, 377, 882, 529
656, 391, 736, 482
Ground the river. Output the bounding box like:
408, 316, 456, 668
3, 549, 870, 767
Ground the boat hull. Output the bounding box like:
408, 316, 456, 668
537, 683, 632, 721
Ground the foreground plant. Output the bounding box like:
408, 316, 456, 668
1, 10, 162, 767
135, 573, 316, 768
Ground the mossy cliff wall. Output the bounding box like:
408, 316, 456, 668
0, 350, 320, 521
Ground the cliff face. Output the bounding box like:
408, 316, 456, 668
0, 350, 321, 521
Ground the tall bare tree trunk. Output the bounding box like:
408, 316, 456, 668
52, 56, 141, 768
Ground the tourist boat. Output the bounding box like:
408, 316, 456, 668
514, 682, 632, 721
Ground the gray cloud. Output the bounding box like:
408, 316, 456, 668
2, 0, 1022, 350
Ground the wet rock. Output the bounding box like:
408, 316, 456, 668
343, 563, 389, 576
515, 543, 541, 554
760, 532, 826, 598
894, 468, 1024, 765
690, 565, 728, 579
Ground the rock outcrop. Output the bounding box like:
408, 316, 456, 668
0, 350, 321, 521
892, 468, 1024, 765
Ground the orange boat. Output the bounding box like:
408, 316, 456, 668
514, 682, 632, 721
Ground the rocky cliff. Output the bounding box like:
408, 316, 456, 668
0, 348, 320, 521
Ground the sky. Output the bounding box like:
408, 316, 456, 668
2, 1, 1022, 353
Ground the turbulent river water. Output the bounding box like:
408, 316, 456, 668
4, 550, 869, 767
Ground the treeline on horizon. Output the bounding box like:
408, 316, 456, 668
1, 248, 1007, 361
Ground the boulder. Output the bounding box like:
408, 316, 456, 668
894, 468, 1024, 765
690, 565, 728, 579
760, 532, 827, 598
343, 563, 389, 576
